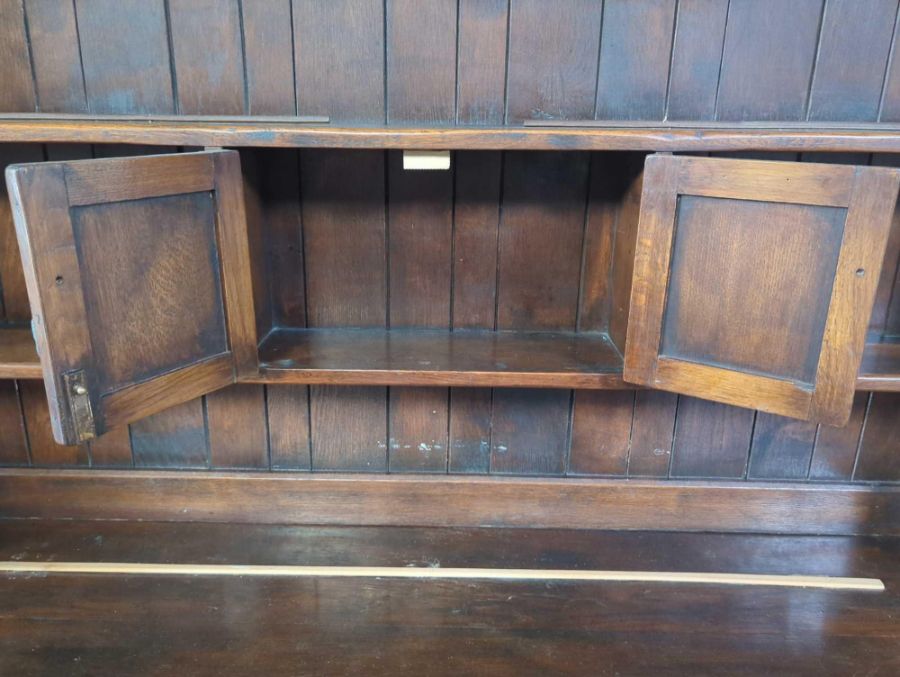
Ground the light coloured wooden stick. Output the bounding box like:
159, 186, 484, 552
0, 562, 884, 591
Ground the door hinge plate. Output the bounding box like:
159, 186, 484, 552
62, 370, 95, 442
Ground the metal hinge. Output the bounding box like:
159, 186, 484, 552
62, 370, 95, 442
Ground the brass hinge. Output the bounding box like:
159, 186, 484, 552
62, 370, 95, 442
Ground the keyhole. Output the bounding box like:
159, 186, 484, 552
55, 275, 64, 286
855, 268, 865, 278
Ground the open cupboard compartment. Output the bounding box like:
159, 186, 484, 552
4, 147, 900, 445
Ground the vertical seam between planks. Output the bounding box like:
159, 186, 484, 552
574, 154, 593, 332
70, 0, 90, 112
743, 410, 759, 480
163, 0, 180, 114
296, 151, 309, 330
806, 422, 822, 480
383, 0, 389, 124
202, 395, 211, 469
487, 388, 495, 474
288, 0, 298, 115
877, 1, 900, 121
305, 385, 312, 471
237, 0, 250, 115
665, 394, 679, 479
15, 381, 33, 467
383, 151, 391, 329
591, 0, 605, 119
563, 390, 575, 476
449, 153, 457, 330
804, 0, 828, 122
712, 0, 732, 121
125, 423, 135, 468
262, 384, 272, 470
851, 391, 874, 481
501, 0, 511, 125
20, 0, 39, 112
662, 0, 680, 121
493, 152, 506, 330
623, 390, 637, 477
453, 0, 461, 125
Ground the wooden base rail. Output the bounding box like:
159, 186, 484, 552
1, 469, 898, 536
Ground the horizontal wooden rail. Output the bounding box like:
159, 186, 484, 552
1, 469, 898, 536
3, 115, 900, 152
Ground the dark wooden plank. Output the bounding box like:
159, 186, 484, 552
0, 380, 28, 465
595, 0, 676, 121
854, 392, 900, 481
293, 0, 384, 123
387, 152, 453, 328
716, 0, 825, 121
386, 0, 457, 124
300, 149, 386, 328
452, 151, 501, 329
448, 388, 492, 473
388, 387, 449, 472
309, 386, 387, 472
266, 385, 310, 471
0, 144, 43, 322
869, 154, 900, 334
666, 0, 729, 120
0, 328, 40, 379
75, 0, 175, 114
879, 8, 900, 121
168, 0, 244, 115
809, 392, 868, 481
747, 413, 817, 480
237, 149, 272, 340
456, 0, 508, 125
497, 151, 590, 331
568, 390, 634, 476
608, 154, 645, 350
241, 0, 296, 115
670, 398, 754, 478
207, 385, 268, 470
23, 0, 88, 113
87, 426, 133, 468
0, 0, 36, 112
130, 399, 208, 469
19, 380, 88, 466
490, 389, 569, 476
808, 0, 898, 121
627, 390, 678, 477
505, 0, 604, 123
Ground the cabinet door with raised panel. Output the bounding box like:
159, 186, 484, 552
5, 150, 257, 445
624, 154, 900, 425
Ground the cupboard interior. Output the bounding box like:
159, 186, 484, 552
2, 145, 900, 392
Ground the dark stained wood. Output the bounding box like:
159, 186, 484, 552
18, 380, 88, 466
240, 0, 295, 115
857, 340, 900, 390
666, 0, 729, 121
266, 385, 311, 471
388, 387, 449, 472
608, 154, 645, 349
505, 0, 604, 123
206, 384, 269, 469
258, 328, 624, 388
3, 468, 900, 535
854, 392, 900, 481
23, 0, 88, 113
456, 0, 508, 125
716, 0, 824, 121
292, 0, 384, 122
879, 7, 900, 121
74, 0, 175, 114
309, 386, 387, 472
808, 0, 898, 122
489, 389, 569, 476
595, 0, 676, 121
0, 379, 28, 465
300, 149, 386, 327
448, 388, 492, 473
809, 392, 868, 481
0, 0, 36, 112
870, 154, 900, 334
671, 398, 754, 479
497, 151, 590, 331
627, 390, 677, 477
568, 390, 634, 476
168, 0, 244, 115
87, 424, 133, 468
747, 414, 817, 480
130, 399, 208, 469
386, 0, 456, 124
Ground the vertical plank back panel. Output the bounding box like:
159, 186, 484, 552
207, 384, 269, 469
19, 380, 88, 466
568, 390, 634, 476
670, 398, 754, 478
456, 0, 508, 125
854, 392, 900, 481
0, 380, 28, 465
131, 400, 208, 469
809, 392, 867, 481
747, 414, 817, 480
242, 0, 296, 115
23, 0, 88, 113
627, 390, 677, 477
490, 388, 569, 476
267, 385, 311, 471
0, 1, 36, 112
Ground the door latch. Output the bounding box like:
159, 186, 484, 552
62, 370, 95, 442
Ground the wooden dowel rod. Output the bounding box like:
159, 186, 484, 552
0, 562, 884, 591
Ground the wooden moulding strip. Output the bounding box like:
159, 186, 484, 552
0, 561, 884, 591
1, 469, 899, 536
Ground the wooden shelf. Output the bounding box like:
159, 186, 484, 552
0, 327, 40, 379
3, 325, 899, 391
256, 328, 627, 389
2, 114, 900, 153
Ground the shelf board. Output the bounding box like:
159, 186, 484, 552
2, 114, 900, 153
0, 327, 41, 379
256, 328, 627, 389
856, 338, 900, 391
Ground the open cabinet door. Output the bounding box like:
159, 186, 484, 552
624, 154, 900, 426
5, 150, 257, 445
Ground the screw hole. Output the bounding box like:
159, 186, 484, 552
55, 275, 63, 286
856, 268, 865, 278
